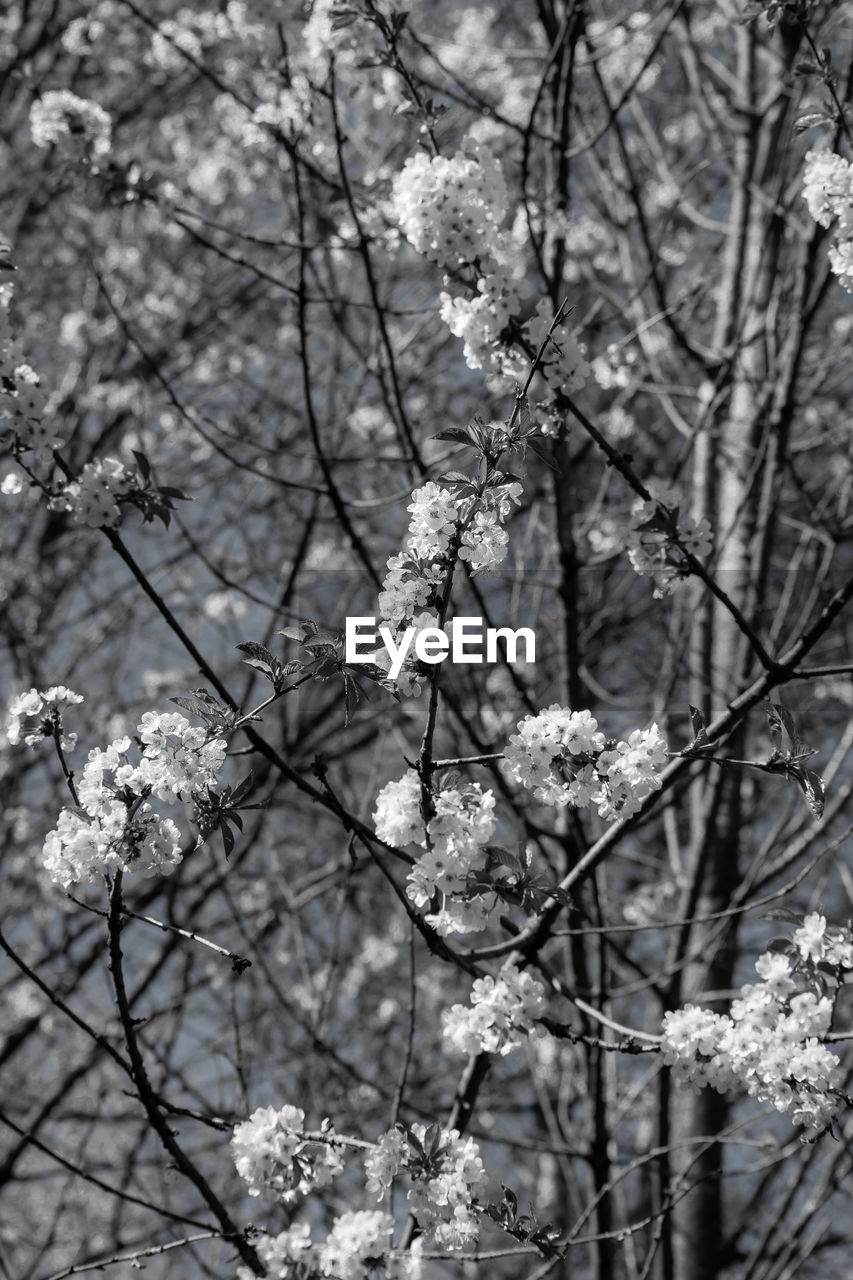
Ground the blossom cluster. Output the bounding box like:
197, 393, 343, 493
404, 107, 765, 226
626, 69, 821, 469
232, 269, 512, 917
626, 488, 713, 597
791, 911, 853, 969
365, 1122, 488, 1250
390, 144, 515, 273
3, 686, 83, 753
30, 89, 112, 161
662, 918, 853, 1131
442, 959, 547, 1056
389, 139, 589, 386
802, 148, 853, 291
0, 288, 59, 460
390, 142, 589, 389
373, 769, 498, 933
504, 704, 668, 820
231, 1104, 343, 1204
48, 456, 139, 529
41, 710, 227, 888
236, 1214, 421, 1280
374, 478, 521, 695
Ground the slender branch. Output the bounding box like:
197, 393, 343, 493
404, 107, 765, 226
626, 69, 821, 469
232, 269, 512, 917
106, 874, 264, 1276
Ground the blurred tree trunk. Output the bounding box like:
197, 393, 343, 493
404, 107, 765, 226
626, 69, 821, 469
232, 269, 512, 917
668, 14, 802, 1278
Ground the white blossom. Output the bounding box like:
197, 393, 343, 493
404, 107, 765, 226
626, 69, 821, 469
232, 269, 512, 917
442, 960, 547, 1055
4, 685, 83, 752
390, 141, 524, 374
801, 148, 853, 291
374, 474, 521, 695
365, 1126, 408, 1197
373, 769, 424, 847
231, 1104, 343, 1202
49, 457, 137, 529
41, 710, 228, 887
319, 1210, 393, 1279
373, 771, 498, 934
30, 90, 112, 159
662, 936, 853, 1132
504, 705, 667, 819
405, 1123, 487, 1249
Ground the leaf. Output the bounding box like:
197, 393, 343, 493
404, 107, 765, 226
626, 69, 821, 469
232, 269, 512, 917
236, 641, 278, 666
794, 768, 825, 821
170, 695, 217, 720
221, 821, 235, 858
794, 112, 832, 134
278, 626, 305, 641
765, 702, 797, 752
300, 632, 339, 650
688, 704, 710, 749
241, 657, 277, 678
432, 427, 472, 444
502, 1184, 518, 1216
132, 450, 151, 482
405, 1128, 425, 1159
764, 936, 795, 955
170, 690, 233, 731
484, 845, 526, 878
330, 8, 360, 29
424, 1122, 442, 1157
529, 1223, 563, 1259
763, 908, 804, 925
229, 771, 255, 807
526, 440, 561, 471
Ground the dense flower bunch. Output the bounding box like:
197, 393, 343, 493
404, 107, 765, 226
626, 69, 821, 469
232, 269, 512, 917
236, 1223, 313, 1280
374, 478, 521, 695
626, 490, 713, 597
802, 148, 853, 291
442, 959, 547, 1056
365, 1122, 488, 1250
792, 911, 853, 967
236, 1214, 421, 1280
364, 1126, 410, 1197
391, 141, 524, 374
390, 142, 591, 388
390, 144, 515, 272
3, 686, 83, 752
458, 481, 523, 570
319, 1210, 396, 1280
371, 769, 424, 847
231, 1104, 343, 1203
41, 710, 227, 888
504, 704, 668, 819
662, 915, 853, 1131
0, 287, 58, 460
29, 89, 112, 160
48, 457, 139, 528
373, 769, 498, 933
404, 482, 459, 559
